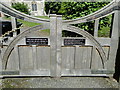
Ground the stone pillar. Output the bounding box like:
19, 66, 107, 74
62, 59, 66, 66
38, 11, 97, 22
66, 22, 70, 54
50, 14, 57, 77
50, 14, 62, 77
56, 15, 62, 77
94, 19, 99, 37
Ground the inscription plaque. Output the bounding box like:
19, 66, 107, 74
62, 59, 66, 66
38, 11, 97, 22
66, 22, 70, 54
64, 39, 85, 46
26, 38, 48, 45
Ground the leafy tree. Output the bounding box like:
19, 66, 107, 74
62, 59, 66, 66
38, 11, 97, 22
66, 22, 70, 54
45, 2, 61, 15
45, 2, 111, 37
12, 2, 30, 15
45, 2, 109, 18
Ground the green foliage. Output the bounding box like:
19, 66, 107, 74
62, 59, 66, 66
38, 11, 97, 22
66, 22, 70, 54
45, 2, 109, 19
45, 2, 61, 15
98, 15, 112, 37
45, 2, 111, 37
98, 26, 110, 37
12, 2, 30, 15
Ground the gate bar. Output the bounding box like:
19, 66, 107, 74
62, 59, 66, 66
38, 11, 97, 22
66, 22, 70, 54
50, 14, 62, 77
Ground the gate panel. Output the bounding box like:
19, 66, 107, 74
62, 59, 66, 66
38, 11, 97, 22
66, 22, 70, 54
17, 46, 50, 75
4, 45, 111, 76
91, 46, 103, 70
62, 47, 75, 70
36, 46, 50, 70
7, 47, 19, 70
61, 46, 92, 75
91, 46, 110, 70
75, 46, 92, 69
19, 46, 34, 70
61, 46, 110, 76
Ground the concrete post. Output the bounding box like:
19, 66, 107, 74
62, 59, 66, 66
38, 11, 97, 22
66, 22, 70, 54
108, 10, 120, 71
56, 15, 62, 77
50, 14, 62, 77
94, 19, 99, 37
11, 17, 17, 37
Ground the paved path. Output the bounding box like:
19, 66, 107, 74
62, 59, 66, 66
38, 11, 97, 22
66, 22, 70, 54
1, 77, 119, 88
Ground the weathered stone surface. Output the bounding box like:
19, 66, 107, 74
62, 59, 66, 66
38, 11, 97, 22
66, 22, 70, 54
2, 77, 118, 88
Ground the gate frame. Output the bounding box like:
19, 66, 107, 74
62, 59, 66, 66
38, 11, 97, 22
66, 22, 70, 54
2, 15, 108, 77
1, 1, 120, 77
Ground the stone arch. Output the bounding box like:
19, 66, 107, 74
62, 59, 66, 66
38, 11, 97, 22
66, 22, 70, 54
63, 25, 107, 68
2, 24, 49, 69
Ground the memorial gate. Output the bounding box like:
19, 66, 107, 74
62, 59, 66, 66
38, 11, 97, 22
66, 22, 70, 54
0, 0, 120, 77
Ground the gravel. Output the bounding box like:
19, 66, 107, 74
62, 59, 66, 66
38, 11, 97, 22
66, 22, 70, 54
1, 77, 118, 88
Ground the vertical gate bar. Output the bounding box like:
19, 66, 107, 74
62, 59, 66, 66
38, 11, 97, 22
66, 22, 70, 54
56, 15, 62, 77
11, 17, 17, 37
2, 46, 7, 71
94, 19, 99, 37
50, 14, 57, 77
91, 46, 96, 70
108, 10, 120, 71
32, 45, 37, 70
13, 46, 20, 70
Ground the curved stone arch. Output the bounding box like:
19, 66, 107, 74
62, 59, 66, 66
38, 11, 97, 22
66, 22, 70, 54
63, 25, 107, 69
1, 1, 118, 24
2, 25, 50, 69
1, 1, 119, 25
